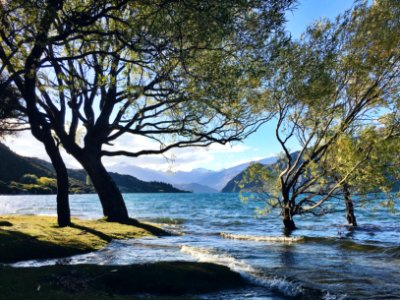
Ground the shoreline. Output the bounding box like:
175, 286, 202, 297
0, 214, 246, 299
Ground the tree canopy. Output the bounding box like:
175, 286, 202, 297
0, 0, 294, 222
240, 0, 400, 230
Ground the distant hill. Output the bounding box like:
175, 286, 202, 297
173, 183, 218, 193
0, 143, 185, 194
220, 172, 246, 193
221, 151, 400, 193
0, 143, 52, 182
221, 160, 278, 193
109, 156, 278, 192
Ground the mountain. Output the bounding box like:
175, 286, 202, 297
221, 159, 278, 193
0, 143, 52, 182
220, 172, 246, 193
108, 164, 216, 186
173, 183, 218, 193
108, 163, 171, 183
109, 156, 278, 192
0, 143, 185, 194
195, 157, 277, 191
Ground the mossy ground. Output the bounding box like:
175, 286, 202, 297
0, 215, 164, 263
0, 215, 246, 299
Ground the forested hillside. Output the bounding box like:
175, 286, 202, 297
0, 143, 185, 194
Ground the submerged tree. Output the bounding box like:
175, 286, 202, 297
0, 0, 294, 222
311, 128, 399, 227
241, 1, 400, 231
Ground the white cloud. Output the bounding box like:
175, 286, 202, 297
4, 131, 81, 169
207, 143, 250, 153
3, 131, 269, 172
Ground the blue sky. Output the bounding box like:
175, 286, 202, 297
4, 0, 356, 172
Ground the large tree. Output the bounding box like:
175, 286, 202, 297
0, 1, 73, 226
241, 0, 400, 231
0, 0, 293, 222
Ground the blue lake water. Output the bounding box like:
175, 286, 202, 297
0, 193, 399, 299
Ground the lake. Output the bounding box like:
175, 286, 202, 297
0, 193, 399, 299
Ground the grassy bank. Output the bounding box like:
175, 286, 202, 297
0, 215, 246, 298
0, 215, 166, 263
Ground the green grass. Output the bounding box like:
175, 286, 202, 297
0, 215, 166, 263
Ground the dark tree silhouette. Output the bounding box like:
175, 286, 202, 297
0, 0, 294, 222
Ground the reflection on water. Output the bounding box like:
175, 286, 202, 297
0, 193, 399, 299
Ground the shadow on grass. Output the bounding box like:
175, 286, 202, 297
70, 223, 112, 242
120, 218, 171, 237
0, 230, 87, 263
0, 220, 13, 226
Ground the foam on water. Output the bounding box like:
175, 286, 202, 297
220, 232, 304, 243
181, 245, 304, 297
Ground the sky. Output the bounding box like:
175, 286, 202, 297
3, 0, 356, 172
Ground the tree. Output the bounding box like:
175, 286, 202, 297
242, 1, 400, 231
313, 128, 400, 227
20, 174, 39, 184
0, 0, 294, 222
0, 81, 26, 137
0, 80, 71, 226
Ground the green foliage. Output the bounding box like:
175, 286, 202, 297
0, 0, 294, 172
37, 176, 57, 188
239, 163, 281, 213
240, 1, 400, 226
9, 181, 54, 194
20, 173, 39, 184
0, 0, 293, 214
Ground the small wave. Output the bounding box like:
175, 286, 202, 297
147, 217, 186, 225
304, 236, 400, 257
220, 232, 304, 243
180, 245, 303, 297
181, 245, 254, 273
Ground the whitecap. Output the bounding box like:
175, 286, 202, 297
180, 245, 303, 297
220, 232, 304, 243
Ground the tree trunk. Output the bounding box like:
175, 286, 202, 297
43, 139, 71, 227
282, 205, 296, 231
343, 183, 357, 226
78, 154, 129, 222
26, 117, 71, 227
